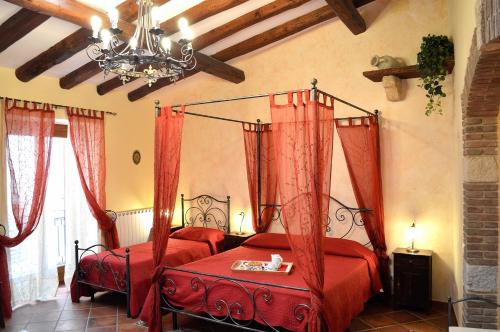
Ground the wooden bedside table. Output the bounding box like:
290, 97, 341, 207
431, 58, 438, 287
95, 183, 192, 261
224, 233, 255, 251
393, 248, 433, 311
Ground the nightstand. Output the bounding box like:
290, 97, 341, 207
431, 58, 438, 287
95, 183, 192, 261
224, 233, 255, 251
393, 248, 433, 311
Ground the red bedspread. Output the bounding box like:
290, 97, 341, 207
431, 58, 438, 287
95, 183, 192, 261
71, 239, 212, 317
159, 234, 381, 332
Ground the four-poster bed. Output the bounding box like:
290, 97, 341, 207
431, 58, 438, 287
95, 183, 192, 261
142, 79, 387, 332
71, 193, 231, 318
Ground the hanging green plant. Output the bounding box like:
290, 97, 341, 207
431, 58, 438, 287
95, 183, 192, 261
416, 34, 454, 116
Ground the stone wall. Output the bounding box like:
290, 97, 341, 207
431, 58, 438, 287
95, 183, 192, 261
461, 0, 500, 328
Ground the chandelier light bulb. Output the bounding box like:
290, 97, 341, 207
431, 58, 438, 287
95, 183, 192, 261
151, 6, 161, 28
161, 36, 171, 52
129, 37, 138, 50
90, 16, 102, 38
182, 27, 194, 41
108, 8, 119, 29
178, 17, 189, 31
100, 29, 112, 50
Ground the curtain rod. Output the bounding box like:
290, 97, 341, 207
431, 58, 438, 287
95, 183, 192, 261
0, 97, 117, 116
155, 100, 258, 125
164, 87, 376, 116
336, 113, 379, 121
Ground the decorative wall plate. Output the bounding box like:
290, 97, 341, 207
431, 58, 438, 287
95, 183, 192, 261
132, 150, 141, 165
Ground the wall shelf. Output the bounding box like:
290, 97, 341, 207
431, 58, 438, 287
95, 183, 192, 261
362, 59, 455, 82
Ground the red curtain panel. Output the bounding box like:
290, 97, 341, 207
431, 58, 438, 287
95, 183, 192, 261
0, 99, 55, 318
140, 106, 184, 332
335, 116, 390, 292
270, 91, 335, 332
66, 108, 119, 249
242, 123, 278, 233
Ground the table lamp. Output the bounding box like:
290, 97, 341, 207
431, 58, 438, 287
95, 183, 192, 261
407, 221, 419, 253
235, 211, 245, 235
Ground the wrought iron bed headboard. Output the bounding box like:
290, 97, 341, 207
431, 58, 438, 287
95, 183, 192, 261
181, 194, 231, 234
260, 195, 372, 247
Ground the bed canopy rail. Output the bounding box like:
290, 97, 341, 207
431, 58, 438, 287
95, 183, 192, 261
154, 79, 377, 121
153, 78, 379, 234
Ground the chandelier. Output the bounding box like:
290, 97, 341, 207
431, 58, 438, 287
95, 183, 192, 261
87, 0, 196, 87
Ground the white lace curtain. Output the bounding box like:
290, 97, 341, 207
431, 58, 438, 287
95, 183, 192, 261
1, 103, 97, 309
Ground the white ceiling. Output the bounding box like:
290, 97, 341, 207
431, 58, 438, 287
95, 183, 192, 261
0, 0, 337, 95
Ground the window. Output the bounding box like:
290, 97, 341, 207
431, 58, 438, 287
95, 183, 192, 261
5, 123, 98, 307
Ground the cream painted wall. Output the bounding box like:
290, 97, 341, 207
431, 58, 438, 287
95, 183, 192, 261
0, 66, 155, 211
448, 0, 478, 322
0, 0, 463, 302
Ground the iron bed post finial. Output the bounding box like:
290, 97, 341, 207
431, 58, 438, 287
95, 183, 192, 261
311, 78, 318, 101
154, 100, 160, 117
375, 109, 379, 116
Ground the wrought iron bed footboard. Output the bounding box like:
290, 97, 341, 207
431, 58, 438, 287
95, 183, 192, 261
73, 240, 132, 316
158, 266, 311, 332
73, 194, 231, 318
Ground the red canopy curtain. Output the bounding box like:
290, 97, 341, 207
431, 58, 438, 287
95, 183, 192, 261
242, 123, 278, 233
140, 106, 184, 332
66, 108, 119, 249
0, 99, 55, 318
335, 116, 389, 291
270, 91, 334, 332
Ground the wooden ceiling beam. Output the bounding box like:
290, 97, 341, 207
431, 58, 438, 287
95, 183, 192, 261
0, 8, 50, 53
5, 0, 244, 88
97, 0, 309, 96
3, 0, 131, 34
192, 0, 310, 50
14, 0, 165, 82
160, 0, 248, 35
127, 0, 374, 101
324, 0, 367, 35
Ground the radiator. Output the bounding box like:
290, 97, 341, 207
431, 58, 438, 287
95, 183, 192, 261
115, 207, 153, 247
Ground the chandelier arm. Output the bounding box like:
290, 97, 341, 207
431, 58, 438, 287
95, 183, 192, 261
87, 0, 196, 86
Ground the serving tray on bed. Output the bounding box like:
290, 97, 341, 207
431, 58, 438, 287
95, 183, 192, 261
231, 260, 293, 274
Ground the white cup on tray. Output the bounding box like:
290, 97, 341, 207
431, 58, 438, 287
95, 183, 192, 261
268, 254, 283, 271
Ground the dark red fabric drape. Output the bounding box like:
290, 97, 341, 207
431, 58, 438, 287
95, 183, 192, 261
335, 116, 389, 292
140, 106, 184, 332
242, 123, 278, 233
270, 91, 334, 332
0, 99, 55, 318
66, 108, 119, 249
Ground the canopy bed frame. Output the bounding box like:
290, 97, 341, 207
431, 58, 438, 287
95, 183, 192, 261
147, 79, 384, 332
73, 193, 231, 317
156, 79, 377, 232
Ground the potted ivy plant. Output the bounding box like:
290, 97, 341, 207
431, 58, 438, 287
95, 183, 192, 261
416, 34, 454, 116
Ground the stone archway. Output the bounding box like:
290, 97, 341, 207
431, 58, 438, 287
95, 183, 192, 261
462, 0, 500, 328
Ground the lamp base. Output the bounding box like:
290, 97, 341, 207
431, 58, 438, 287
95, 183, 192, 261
234, 232, 245, 236
406, 248, 420, 253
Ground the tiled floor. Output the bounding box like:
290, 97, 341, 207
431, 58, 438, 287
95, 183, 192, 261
3, 286, 451, 332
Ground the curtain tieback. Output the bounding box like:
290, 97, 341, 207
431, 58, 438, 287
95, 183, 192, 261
150, 266, 164, 284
